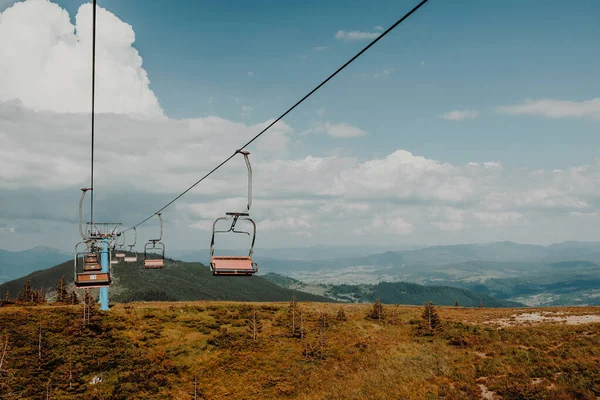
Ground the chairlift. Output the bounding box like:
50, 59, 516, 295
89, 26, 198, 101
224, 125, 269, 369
210, 150, 258, 276
110, 245, 119, 265
115, 231, 126, 258
74, 188, 111, 288
144, 213, 165, 269
124, 227, 138, 263
75, 241, 111, 288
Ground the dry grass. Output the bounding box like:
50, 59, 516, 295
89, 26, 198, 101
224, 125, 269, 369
1, 302, 599, 399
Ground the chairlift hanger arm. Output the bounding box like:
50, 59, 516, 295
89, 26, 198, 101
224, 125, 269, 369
78, 188, 91, 239
129, 227, 137, 249
235, 150, 252, 213
150, 213, 163, 242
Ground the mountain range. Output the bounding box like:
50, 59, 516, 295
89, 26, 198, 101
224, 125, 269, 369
0, 246, 70, 284
2, 241, 599, 306
0, 255, 330, 303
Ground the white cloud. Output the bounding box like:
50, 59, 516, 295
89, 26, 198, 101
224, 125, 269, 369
316, 108, 326, 117
484, 162, 502, 169
373, 68, 394, 79
312, 46, 328, 52
431, 206, 464, 231
372, 215, 413, 235
241, 105, 254, 116
303, 122, 366, 138
474, 211, 523, 227
0, 0, 163, 118
247, 71, 254, 77
4, 1, 600, 250
497, 98, 600, 119
353, 214, 413, 236
335, 30, 379, 40
208, 97, 215, 105
373, 25, 384, 31
440, 109, 478, 121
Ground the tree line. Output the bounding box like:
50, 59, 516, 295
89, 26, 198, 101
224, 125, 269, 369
1, 277, 80, 306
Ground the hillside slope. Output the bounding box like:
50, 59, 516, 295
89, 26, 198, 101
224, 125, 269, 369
0, 256, 329, 303
0, 303, 598, 399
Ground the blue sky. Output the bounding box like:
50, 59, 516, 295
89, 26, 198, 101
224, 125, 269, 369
1, 0, 600, 251
15, 0, 599, 168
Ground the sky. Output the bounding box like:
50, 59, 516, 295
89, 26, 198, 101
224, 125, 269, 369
1, 0, 600, 252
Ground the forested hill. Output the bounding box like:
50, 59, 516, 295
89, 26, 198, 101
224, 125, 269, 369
325, 281, 524, 307
0, 256, 329, 303
261, 273, 523, 307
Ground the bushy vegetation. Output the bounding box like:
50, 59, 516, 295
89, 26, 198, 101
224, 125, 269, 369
0, 301, 598, 399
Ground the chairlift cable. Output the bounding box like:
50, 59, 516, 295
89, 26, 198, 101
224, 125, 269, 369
122, 0, 430, 233
90, 0, 97, 226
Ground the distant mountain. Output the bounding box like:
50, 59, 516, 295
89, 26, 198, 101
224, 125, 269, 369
0, 255, 330, 303
435, 260, 600, 306
326, 281, 524, 307
253, 242, 600, 307
0, 246, 70, 283
262, 273, 522, 307
169, 244, 423, 264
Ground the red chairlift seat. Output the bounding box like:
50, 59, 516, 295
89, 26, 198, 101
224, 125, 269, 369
75, 271, 111, 288
124, 254, 138, 263
144, 258, 164, 269
211, 255, 257, 276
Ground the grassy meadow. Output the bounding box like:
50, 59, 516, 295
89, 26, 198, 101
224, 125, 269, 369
0, 301, 599, 399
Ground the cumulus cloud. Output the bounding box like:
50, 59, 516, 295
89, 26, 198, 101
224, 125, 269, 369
0, 0, 163, 118
497, 98, 600, 119
335, 30, 379, 40
440, 109, 478, 121
312, 46, 328, 52
431, 206, 464, 231
303, 122, 366, 138
3, 1, 600, 251
474, 211, 523, 227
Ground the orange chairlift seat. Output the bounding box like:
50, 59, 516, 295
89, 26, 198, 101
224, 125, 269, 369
210, 150, 258, 276
144, 213, 165, 269
74, 188, 112, 288
124, 227, 138, 263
